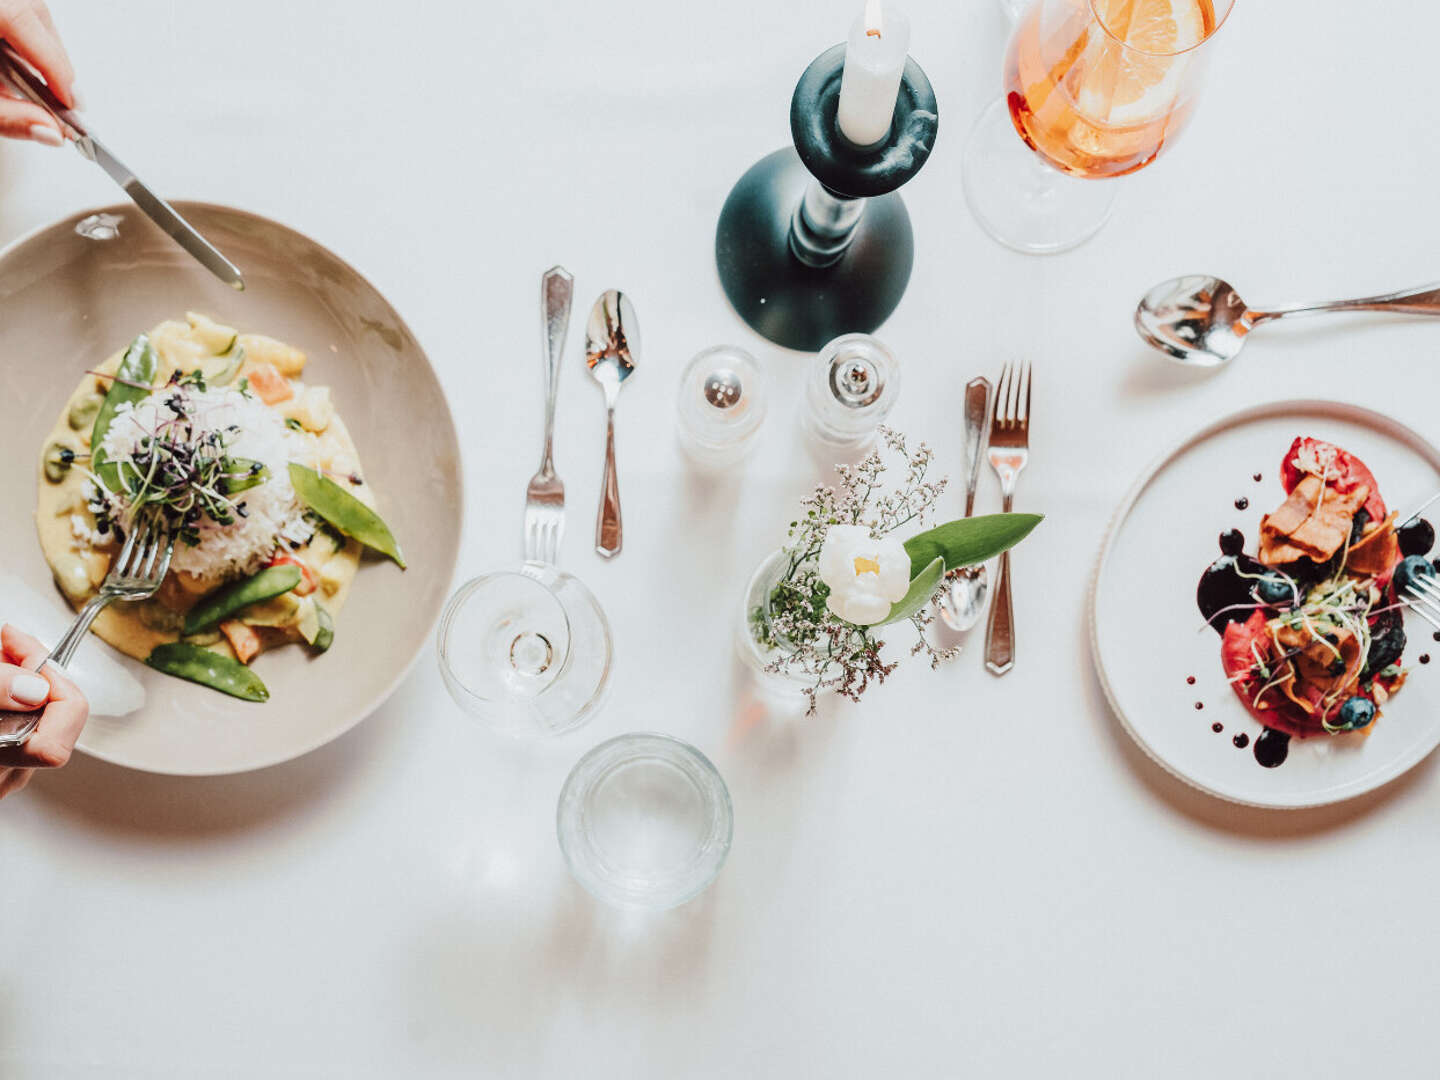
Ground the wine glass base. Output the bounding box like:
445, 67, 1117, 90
962, 97, 1119, 256
715, 148, 914, 353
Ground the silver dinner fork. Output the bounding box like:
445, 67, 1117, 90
0, 521, 173, 748
524, 266, 573, 565
984, 360, 1031, 676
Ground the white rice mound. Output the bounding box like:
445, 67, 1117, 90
100, 386, 317, 585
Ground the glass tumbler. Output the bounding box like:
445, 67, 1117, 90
557, 732, 734, 910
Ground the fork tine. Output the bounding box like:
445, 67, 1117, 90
151, 536, 174, 583
1020, 361, 1032, 427
137, 524, 163, 579
1406, 588, 1440, 631
112, 525, 141, 578
994, 362, 1013, 428
1405, 578, 1440, 604
1410, 575, 1440, 601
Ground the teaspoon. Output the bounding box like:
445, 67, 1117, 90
1135, 274, 1440, 368
584, 290, 638, 559
937, 376, 991, 632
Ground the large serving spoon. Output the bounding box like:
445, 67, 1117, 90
1135, 275, 1440, 368
937, 376, 992, 632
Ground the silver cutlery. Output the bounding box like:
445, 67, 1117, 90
0, 522, 173, 747
1136, 274, 1440, 368
937, 376, 992, 632
984, 361, 1031, 676
0, 44, 245, 290
524, 266, 573, 565
584, 290, 638, 560
1402, 576, 1440, 633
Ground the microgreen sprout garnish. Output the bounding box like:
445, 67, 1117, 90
88, 383, 272, 548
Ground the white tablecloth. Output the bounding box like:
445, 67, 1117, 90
5, 1, 1440, 1076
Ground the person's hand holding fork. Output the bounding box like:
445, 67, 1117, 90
0, 624, 89, 799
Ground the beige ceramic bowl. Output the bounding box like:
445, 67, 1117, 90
0, 202, 462, 775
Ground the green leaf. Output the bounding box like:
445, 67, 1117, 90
904, 513, 1042, 578
288, 463, 405, 568
876, 556, 945, 627
91, 335, 159, 494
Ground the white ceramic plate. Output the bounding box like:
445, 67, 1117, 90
0, 203, 463, 775
1091, 401, 1440, 808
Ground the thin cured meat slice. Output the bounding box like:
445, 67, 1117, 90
1220, 611, 1329, 739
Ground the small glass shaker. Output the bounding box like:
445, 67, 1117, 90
801, 333, 901, 452
675, 345, 769, 469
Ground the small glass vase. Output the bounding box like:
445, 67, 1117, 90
735, 549, 821, 707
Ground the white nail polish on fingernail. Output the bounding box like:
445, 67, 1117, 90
28, 124, 63, 147
11, 674, 49, 706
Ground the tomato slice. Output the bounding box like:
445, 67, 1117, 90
268, 553, 317, 596
1219, 611, 1327, 739
1279, 436, 1386, 522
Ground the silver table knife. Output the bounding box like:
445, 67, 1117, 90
0, 44, 244, 290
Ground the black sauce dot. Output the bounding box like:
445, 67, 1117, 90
1422, 655, 1432, 665
1234, 497, 1250, 511
1211, 722, 1224, 733
1194, 701, 1204, 710
1432, 631, 1440, 642
1252, 472, 1263, 483
1233, 733, 1250, 749
1186, 675, 1196, 685
1219, 529, 1245, 556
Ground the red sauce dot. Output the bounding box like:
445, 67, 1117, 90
1194, 701, 1204, 710
1186, 675, 1196, 685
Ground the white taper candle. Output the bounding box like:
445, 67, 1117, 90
836, 0, 911, 147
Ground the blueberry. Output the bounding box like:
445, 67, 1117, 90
1256, 574, 1298, 607
1365, 607, 1406, 675
1337, 696, 1376, 731
1393, 555, 1436, 601
1398, 517, 1436, 558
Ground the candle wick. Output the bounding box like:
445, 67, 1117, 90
863, 0, 884, 39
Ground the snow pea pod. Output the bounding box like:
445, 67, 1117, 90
146, 642, 269, 702
91, 334, 159, 493
183, 563, 303, 635
312, 604, 334, 652
288, 464, 406, 568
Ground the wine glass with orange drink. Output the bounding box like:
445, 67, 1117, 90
964, 0, 1234, 253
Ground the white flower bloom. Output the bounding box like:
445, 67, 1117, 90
818, 524, 911, 626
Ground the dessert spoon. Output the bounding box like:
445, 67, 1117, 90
1135, 275, 1440, 368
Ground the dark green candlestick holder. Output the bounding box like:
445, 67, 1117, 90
714, 44, 939, 353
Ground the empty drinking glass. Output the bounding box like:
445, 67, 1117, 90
437, 564, 613, 736
557, 732, 733, 910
